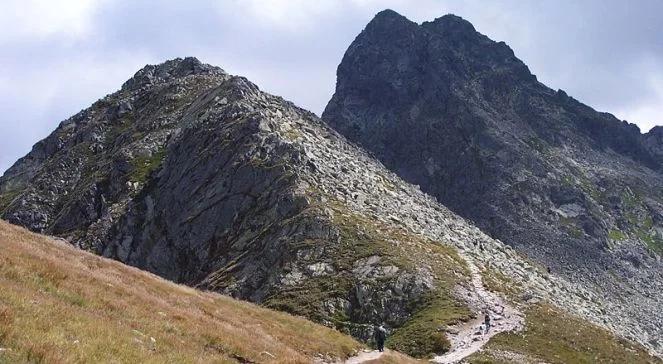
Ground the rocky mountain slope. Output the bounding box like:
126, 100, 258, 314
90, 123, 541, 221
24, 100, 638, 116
324, 9, 663, 355
0, 56, 660, 361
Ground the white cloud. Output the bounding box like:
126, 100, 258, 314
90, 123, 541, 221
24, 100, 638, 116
218, 0, 340, 31
0, 0, 103, 43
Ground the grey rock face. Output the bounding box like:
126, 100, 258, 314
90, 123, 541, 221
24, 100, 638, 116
645, 126, 663, 159
323, 10, 663, 354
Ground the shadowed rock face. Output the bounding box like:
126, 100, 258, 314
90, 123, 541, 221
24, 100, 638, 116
323, 8, 663, 350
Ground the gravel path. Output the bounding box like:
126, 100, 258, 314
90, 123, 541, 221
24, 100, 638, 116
344, 349, 383, 363
433, 255, 524, 363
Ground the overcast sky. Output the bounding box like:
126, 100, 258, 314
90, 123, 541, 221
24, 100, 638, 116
2, 0, 662, 175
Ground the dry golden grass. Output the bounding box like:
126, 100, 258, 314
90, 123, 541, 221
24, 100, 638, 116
0, 220, 362, 363
364, 350, 420, 363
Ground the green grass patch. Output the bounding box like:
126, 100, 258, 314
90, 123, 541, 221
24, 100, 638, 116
608, 229, 627, 241
387, 293, 471, 358
622, 189, 641, 209
467, 304, 658, 364
525, 136, 549, 154
578, 176, 601, 201
636, 228, 663, 255
560, 217, 583, 238
103, 118, 134, 147
128, 148, 166, 183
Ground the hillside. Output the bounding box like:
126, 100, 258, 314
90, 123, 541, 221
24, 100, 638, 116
323, 9, 663, 356
0, 220, 373, 363
0, 220, 656, 363
0, 54, 660, 362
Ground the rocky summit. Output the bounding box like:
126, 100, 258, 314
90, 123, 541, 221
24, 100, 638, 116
324, 9, 663, 355
0, 13, 662, 362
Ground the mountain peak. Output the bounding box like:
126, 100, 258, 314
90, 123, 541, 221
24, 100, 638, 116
370, 9, 408, 22
122, 57, 225, 91
424, 14, 477, 34
363, 9, 418, 35
324, 12, 663, 356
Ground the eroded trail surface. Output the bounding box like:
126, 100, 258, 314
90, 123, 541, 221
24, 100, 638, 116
344, 349, 383, 363
433, 255, 524, 363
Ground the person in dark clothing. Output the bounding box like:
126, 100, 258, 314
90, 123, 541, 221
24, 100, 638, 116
484, 312, 491, 334
374, 325, 387, 352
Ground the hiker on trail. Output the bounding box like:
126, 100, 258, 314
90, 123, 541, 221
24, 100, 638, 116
484, 312, 491, 334
374, 325, 387, 352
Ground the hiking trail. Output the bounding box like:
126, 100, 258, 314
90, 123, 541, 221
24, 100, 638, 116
344, 349, 383, 363
341, 254, 523, 364
432, 254, 524, 363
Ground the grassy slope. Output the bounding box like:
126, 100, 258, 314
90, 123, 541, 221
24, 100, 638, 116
468, 305, 660, 364
0, 221, 366, 363
470, 268, 661, 364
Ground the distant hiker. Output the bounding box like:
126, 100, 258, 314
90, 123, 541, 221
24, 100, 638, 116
374, 325, 387, 352
484, 312, 491, 334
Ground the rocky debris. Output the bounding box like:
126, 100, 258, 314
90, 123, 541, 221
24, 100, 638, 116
477, 349, 541, 364
323, 10, 663, 356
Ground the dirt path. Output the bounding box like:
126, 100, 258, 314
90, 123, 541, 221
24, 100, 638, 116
432, 255, 523, 363
344, 349, 383, 363
342, 255, 522, 364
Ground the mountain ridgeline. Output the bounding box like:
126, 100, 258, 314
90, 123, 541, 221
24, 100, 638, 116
0, 10, 662, 361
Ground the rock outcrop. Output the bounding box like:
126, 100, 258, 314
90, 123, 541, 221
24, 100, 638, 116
324, 10, 663, 354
